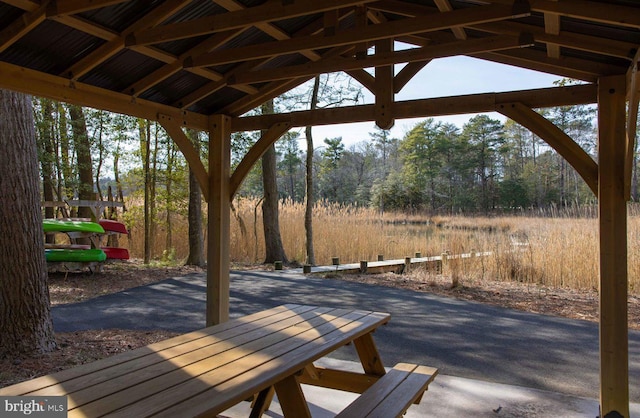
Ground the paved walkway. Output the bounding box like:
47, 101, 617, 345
52, 270, 640, 416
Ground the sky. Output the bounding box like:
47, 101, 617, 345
307, 55, 563, 147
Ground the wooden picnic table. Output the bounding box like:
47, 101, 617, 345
0, 304, 437, 417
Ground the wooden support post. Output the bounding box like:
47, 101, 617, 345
375, 37, 394, 130
598, 75, 629, 418
360, 260, 368, 273
207, 114, 231, 326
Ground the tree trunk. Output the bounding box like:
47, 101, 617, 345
68, 105, 94, 220
304, 76, 321, 265
37, 99, 56, 243
0, 89, 56, 357
150, 122, 159, 253
58, 103, 73, 203
165, 138, 175, 253
94, 111, 105, 203
262, 145, 288, 264
185, 129, 205, 266
261, 100, 288, 264
140, 119, 152, 264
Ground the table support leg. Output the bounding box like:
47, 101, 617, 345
354, 332, 386, 376
273, 374, 312, 418
249, 386, 275, 418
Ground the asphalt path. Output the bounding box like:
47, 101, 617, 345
52, 270, 640, 401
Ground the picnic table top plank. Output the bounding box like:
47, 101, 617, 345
35, 306, 333, 401
0, 304, 310, 397
108, 310, 389, 418
1, 305, 392, 418
66, 307, 346, 415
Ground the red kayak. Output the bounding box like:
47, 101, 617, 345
102, 247, 130, 260
99, 220, 128, 234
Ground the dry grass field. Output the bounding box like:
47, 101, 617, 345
123, 199, 640, 296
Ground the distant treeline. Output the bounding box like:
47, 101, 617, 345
35, 96, 621, 218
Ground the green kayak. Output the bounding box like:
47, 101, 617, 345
43, 219, 105, 234
45, 249, 107, 262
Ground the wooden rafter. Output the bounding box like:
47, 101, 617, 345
47, 0, 129, 16
124, 29, 244, 97
474, 49, 626, 82
49, 14, 118, 40
186, 4, 530, 68
64, 0, 192, 79
457, 0, 640, 29
369, 2, 635, 63
543, 0, 561, 59
0, 3, 47, 53
433, 0, 467, 40
496, 102, 597, 194
229, 34, 534, 85
474, 21, 636, 61
171, 7, 354, 111
0, 61, 209, 130
1, 0, 38, 11
231, 84, 597, 132
48, 15, 256, 96
223, 77, 315, 117
127, 0, 376, 46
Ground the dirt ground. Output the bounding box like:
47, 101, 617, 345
1, 260, 638, 389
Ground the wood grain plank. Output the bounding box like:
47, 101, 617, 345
66, 307, 341, 415
0, 304, 308, 396
34, 306, 329, 401
69, 308, 367, 417
128, 311, 388, 417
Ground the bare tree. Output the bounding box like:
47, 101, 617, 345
0, 89, 56, 357
261, 99, 288, 264
304, 76, 320, 265
68, 105, 94, 219
185, 129, 205, 266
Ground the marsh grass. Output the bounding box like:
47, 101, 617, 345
123, 198, 640, 295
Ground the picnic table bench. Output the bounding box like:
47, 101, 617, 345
0, 304, 438, 417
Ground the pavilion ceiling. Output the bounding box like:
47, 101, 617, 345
0, 0, 638, 131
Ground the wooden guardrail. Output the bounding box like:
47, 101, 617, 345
293, 251, 492, 275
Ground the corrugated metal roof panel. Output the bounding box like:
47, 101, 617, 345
0, 20, 104, 76
80, 49, 165, 93
187, 85, 247, 114
80, 0, 166, 32
139, 70, 210, 106
0, 4, 23, 29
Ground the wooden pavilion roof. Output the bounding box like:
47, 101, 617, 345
1, 0, 638, 133
2, 2, 639, 416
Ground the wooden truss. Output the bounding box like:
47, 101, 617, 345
1, 1, 639, 416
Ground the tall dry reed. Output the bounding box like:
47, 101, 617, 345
123, 197, 639, 295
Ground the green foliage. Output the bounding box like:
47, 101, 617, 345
33, 92, 605, 227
